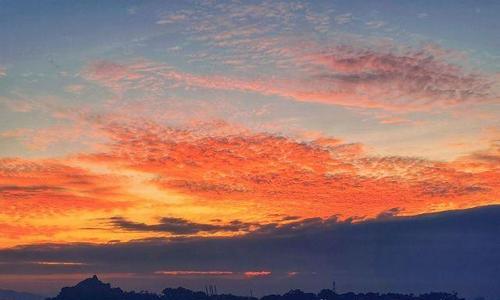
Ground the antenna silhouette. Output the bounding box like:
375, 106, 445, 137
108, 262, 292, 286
204, 284, 218, 296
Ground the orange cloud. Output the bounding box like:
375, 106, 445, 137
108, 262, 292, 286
1, 118, 498, 248
0, 158, 130, 217
0, 223, 62, 239
82, 120, 499, 221
452, 139, 500, 172
0, 158, 138, 247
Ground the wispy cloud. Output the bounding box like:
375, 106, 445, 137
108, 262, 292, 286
30, 261, 88, 266
365, 20, 386, 29
244, 271, 272, 278
84, 43, 497, 113
156, 12, 190, 25
417, 12, 429, 19
155, 270, 234, 276
334, 13, 353, 25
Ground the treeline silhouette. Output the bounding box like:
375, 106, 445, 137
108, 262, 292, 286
46, 275, 464, 300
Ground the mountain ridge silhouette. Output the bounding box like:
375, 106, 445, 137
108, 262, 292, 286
0, 288, 44, 300
45, 275, 465, 300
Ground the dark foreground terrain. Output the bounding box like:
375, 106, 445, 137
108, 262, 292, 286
0, 288, 44, 300
44, 275, 463, 300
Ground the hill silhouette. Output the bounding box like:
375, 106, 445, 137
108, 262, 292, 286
0, 288, 44, 300
46, 276, 464, 300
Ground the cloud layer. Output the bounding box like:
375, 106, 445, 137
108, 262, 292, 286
1, 206, 499, 298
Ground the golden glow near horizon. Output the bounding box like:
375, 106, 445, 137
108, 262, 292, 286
0, 120, 498, 248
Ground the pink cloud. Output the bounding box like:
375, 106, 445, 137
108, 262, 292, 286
287, 271, 299, 277
154, 270, 273, 279
84, 43, 497, 113
244, 271, 272, 278
65, 84, 86, 94
0, 97, 36, 112
155, 271, 234, 276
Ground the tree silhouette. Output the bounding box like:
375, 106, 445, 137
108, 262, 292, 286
46, 275, 465, 300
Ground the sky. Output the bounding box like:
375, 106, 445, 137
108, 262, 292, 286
0, 0, 499, 298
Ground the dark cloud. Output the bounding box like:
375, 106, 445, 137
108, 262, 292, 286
416, 181, 490, 197
1, 206, 499, 298
107, 217, 254, 235
305, 46, 496, 110
0, 185, 65, 198
0, 185, 63, 192
375, 207, 402, 219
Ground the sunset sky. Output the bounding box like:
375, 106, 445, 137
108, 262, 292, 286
0, 0, 499, 298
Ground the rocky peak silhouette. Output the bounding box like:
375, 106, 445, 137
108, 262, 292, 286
73, 275, 112, 290
47, 275, 124, 300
